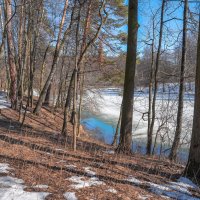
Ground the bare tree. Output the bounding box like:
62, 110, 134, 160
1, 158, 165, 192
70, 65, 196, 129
147, 0, 166, 155
169, 0, 188, 161
33, 0, 69, 114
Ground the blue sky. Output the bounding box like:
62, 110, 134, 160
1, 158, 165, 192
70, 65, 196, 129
121, 0, 199, 56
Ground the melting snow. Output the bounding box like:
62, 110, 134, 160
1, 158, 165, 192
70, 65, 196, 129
138, 194, 152, 200
65, 165, 77, 170
57, 160, 66, 163
103, 150, 115, 154
0, 163, 11, 173
106, 188, 117, 194
68, 176, 105, 189
0, 92, 10, 109
124, 174, 199, 200
84, 167, 96, 176
0, 176, 49, 200
0, 163, 49, 200
34, 184, 49, 189
64, 192, 78, 200
148, 177, 200, 200
126, 176, 143, 185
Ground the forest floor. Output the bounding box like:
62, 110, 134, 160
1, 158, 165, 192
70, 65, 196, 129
0, 94, 200, 199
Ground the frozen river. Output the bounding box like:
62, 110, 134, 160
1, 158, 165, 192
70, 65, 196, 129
81, 86, 195, 163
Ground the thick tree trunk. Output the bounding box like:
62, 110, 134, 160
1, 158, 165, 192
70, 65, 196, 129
185, 14, 200, 183
5, 0, 17, 109
147, 0, 165, 155
169, 0, 188, 161
116, 0, 138, 154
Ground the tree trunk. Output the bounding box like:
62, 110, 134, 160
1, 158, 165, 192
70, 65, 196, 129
112, 104, 122, 146
116, 0, 138, 154
33, 0, 69, 114
5, 0, 17, 109
62, 0, 107, 134
77, 0, 92, 136
147, 17, 155, 155
185, 14, 200, 183
147, 0, 165, 155
169, 0, 188, 161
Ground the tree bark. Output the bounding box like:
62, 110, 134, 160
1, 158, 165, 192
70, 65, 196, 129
112, 104, 122, 146
147, 0, 165, 155
34, 0, 69, 114
62, 0, 107, 135
147, 17, 155, 155
169, 0, 188, 161
5, 0, 17, 109
116, 0, 138, 154
185, 14, 200, 183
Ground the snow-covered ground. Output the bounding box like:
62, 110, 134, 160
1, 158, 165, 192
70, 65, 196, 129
0, 91, 10, 109
0, 163, 49, 200
66, 164, 200, 200
125, 175, 200, 200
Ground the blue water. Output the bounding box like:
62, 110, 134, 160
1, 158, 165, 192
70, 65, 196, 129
81, 116, 189, 163
81, 117, 116, 144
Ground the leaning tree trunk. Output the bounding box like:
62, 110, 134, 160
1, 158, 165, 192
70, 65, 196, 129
147, 0, 165, 155
185, 14, 200, 183
33, 0, 69, 114
112, 104, 122, 146
169, 0, 188, 161
116, 0, 138, 154
5, 0, 17, 109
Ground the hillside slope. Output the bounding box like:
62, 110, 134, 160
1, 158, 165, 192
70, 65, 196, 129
0, 95, 199, 199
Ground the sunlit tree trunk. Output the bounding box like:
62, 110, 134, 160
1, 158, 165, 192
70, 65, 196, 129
185, 14, 200, 183
34, 0, 69, 114
5, 0, 17, 109
148, 0, 165, 155
169, 0, 188, 161
116, 0, 138, 153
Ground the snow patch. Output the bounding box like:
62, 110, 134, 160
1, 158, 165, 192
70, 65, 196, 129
126, 176, 143, 185
57, 160, 66, 163
68, 176, 105, 189
103, 150, 115, 154
34, 184, 49, 189
66, 165, 77, 169
177, 177, 198, 189
106, 188, 117, 194
0, 163, 11, 174
124, 175, 199, 200
0, 163, 49, 200
0, 176, 49, 200
84, 167, 96, 176
148, 177, 200, 200
138, 194, 152, 200
64, 192, 78, 200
